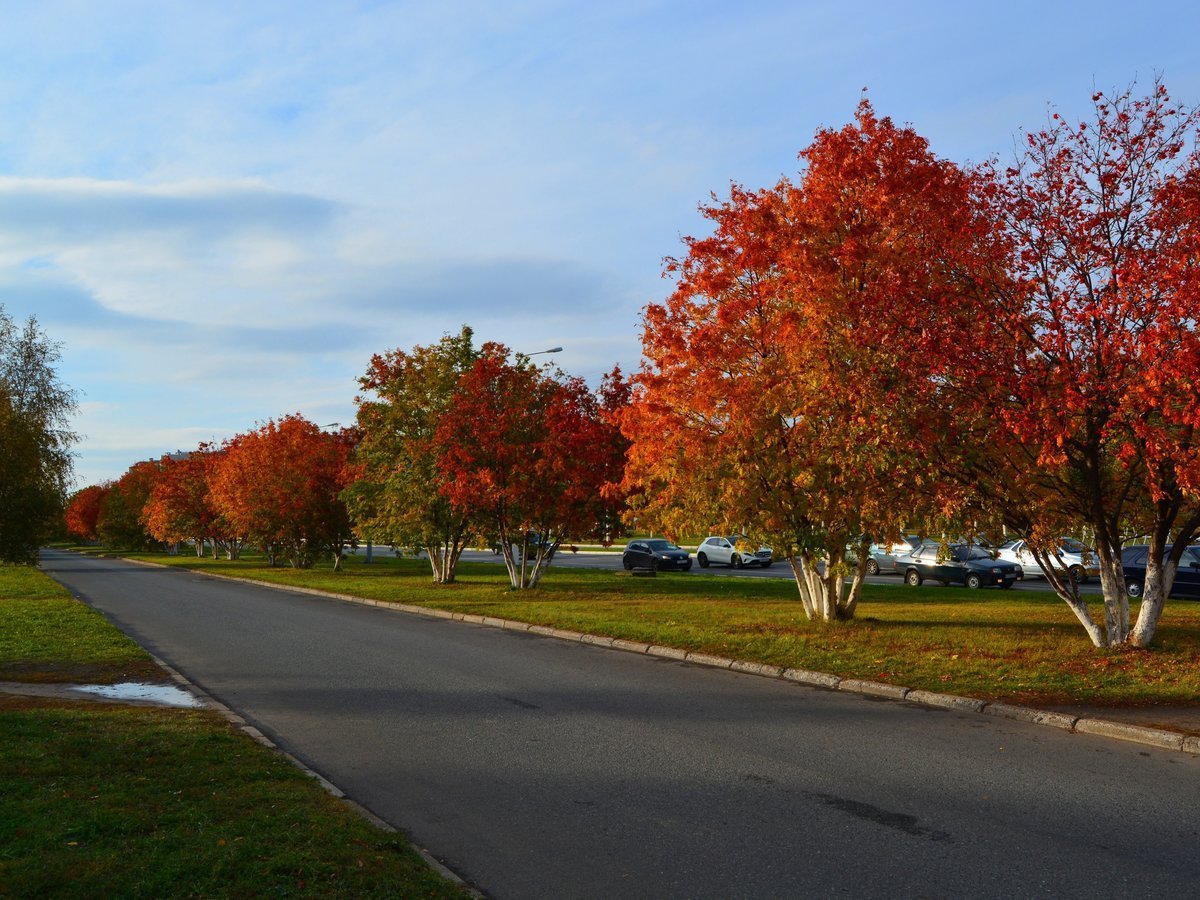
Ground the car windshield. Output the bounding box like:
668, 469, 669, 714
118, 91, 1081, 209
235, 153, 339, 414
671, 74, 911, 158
646, 540, 679, 551
1059, 538, 1085, 554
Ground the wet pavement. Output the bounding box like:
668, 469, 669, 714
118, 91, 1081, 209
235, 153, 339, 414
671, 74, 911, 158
0, 680, 203, 708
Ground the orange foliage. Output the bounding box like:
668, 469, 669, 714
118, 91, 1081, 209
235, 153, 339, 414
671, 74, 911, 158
208, 415, 352, 568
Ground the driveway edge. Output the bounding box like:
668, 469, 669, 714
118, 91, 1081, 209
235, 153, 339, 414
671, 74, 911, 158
113, 555, 1200, 757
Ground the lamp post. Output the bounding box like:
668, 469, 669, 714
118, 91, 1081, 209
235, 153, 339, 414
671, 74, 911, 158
522, 346, 562, 357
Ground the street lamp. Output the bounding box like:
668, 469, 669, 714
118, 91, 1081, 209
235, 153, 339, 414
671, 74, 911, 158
523, 346, 562, 356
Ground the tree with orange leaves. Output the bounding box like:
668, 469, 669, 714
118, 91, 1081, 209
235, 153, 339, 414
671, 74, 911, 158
143, 447, 241, 558
624, 101, 1005, 621
209, 415, 353, 569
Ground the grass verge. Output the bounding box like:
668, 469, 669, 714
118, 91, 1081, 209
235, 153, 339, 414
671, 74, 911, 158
94, 547, 1200, 710
0, 563, 465, 898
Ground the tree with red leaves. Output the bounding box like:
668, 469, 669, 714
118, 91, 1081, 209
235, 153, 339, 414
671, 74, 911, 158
64, 484, 109, 542
961, 80, 1200, 647
209, 415, 353, 569
435, 345, 628, 588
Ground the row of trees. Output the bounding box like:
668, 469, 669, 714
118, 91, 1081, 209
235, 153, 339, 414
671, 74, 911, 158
63, 82, 1200, 650
623, 82, 1200, 648
66, 416, 353, 569
66, 332, 629, 589
0, 306, 76, 564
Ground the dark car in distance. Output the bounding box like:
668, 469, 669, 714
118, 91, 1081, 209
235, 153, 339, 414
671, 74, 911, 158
1121, 544, 1200, 599
901, 541, 1022, 589
622, 539, 693, 572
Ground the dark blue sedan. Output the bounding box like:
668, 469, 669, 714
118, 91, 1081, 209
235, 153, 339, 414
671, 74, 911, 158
1121, 544, 1200, 599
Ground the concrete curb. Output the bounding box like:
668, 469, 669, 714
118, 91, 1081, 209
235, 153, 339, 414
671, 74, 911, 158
102, 555, 1200, 760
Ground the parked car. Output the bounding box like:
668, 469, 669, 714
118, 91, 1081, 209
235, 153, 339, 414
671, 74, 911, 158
850, 537, 921, 576
1121, 544, 1200, 599
995, 537, 1098, 584
900, 541, 1022, 589
696, 535, 773, 568
621, 539, 692, 572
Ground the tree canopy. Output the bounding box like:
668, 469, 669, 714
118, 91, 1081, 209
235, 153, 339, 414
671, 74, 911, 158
0, 308, 77, 564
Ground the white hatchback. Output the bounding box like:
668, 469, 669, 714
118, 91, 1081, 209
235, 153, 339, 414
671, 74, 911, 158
696, 535, 773, 569
995, 537, 1098, 584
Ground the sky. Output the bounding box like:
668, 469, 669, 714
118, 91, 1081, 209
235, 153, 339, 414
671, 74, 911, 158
1, 0, 1197, 488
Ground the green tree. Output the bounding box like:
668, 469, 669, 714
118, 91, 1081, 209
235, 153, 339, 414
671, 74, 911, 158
347, 327, 481, 583
0, 308, 77, 564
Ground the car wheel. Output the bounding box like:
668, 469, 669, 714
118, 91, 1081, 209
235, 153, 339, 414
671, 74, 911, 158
697, 552, 709, 568
1000, 580, 1014, 590
732, 555, 743, 569
1069, 564, 1087, 584
761, 560, 772, 568
622, 557, 633, 570
866, 559, 880, 576
1126, 581, 1144, 598
905, 569, 922, 586
965, 573, 982, 589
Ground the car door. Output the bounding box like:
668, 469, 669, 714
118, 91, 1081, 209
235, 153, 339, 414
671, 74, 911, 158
1174, 547, 1200, 599
627, 542, 649, 568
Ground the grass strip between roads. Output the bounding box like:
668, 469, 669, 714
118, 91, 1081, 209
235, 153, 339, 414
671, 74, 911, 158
99, 547, 1200, 710
0, 563, 466, 898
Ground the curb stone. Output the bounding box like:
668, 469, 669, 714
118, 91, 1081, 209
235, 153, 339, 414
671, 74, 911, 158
105, 555, 1200, 759
979, 702, 1078, 730
838, 679, 911, 700
905, 690, 987, 714
1074, 718, 1185, 752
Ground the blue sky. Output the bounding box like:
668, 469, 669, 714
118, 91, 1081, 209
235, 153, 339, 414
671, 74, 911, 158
1, 0, 1197, 487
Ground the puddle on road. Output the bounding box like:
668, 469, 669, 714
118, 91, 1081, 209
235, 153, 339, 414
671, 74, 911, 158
71, 682, 203, 708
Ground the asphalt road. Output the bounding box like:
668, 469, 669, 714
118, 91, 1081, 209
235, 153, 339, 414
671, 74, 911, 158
41, 549, 1200, 899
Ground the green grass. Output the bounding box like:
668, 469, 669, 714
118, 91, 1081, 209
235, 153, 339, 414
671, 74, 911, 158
103, 548, 1200, 709
0, 563, 465, 898
0, 567, 160, 683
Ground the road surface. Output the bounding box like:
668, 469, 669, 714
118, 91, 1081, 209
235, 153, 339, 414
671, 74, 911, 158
41, 550, 1200, 899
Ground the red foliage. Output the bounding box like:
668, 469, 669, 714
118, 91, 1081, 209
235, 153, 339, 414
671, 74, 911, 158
64, 484, 109, 541
434, 346, 626, 585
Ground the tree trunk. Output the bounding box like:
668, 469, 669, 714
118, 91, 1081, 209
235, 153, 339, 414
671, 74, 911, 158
788, 553, 821, 620
1130, 554, 1176, 648
1034, 546, 1107, 648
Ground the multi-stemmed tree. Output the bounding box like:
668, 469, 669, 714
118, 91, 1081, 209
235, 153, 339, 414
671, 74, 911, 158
624, 102, 1004, 621
435, 345, 629, 589
957, 81, 1200, 648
